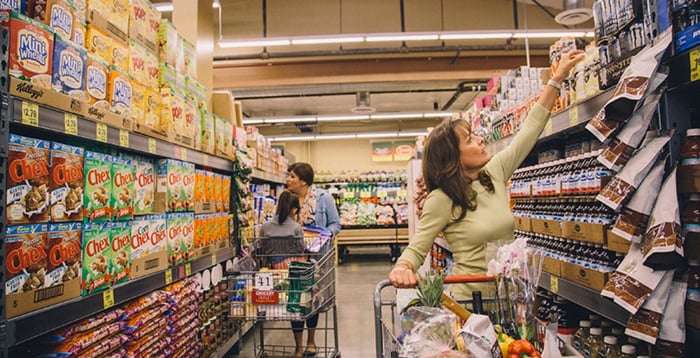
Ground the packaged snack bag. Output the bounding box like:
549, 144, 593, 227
7, 134, 51, 225
46, 222, 82, 287
83, 151, 112, 222
2, 10, 54, 87
51, 35, 86, 100
5, 223, 49, 295
49, 142, 84, 222
81, 222, 111, 295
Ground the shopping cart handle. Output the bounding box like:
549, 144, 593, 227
444, 274, 496, 283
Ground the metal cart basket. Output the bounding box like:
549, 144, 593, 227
373, 274, 497, 358
229, 234, 339, 358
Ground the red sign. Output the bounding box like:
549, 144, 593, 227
252, 290, 279, 304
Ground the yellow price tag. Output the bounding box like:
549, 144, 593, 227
165, 269, 173, 285
550, 275, 559, 294
181, 147, 187, 161
568, 105, 579, 127
102, 288, 115, 309
21, 101, 39, 126
119, 129, 129, 147
185, 263, 192, 276
377, 190, 388, 198
544, 118, 553, 136
96, 123, 108, 142
360, 191, 371, 198
64, 113, 78, 135
148, 138, 157, 154
691, 48, 700, 82
203, 153, 209, 166
397, 189, 408, 197
343, 191, 355, 199
211, 253, 217, 266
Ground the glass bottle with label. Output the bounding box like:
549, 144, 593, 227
620, 344, 636, 358
598, 335, 621, 358
583, 327, 604, 358
573, 320, 592, 353
688, 259, 700, 303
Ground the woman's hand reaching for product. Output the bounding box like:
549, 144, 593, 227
552, 49, 585, 82
389, 262, 418, 288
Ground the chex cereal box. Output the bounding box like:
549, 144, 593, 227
49, 142, 84, 222
110, 221, 130, 285
85, 24, 111, 64
5, 223, 49, 295
200, 110, 214, 154
181, 161, 195, 212
182, 37, 195, 78
7, 134, 51, 225
134, 158, 155, 215
2, 10, 54, 88
166, 213, 183, 266
45, 0, 75, 41
83, 151, 112, 222
110, 38, 129, 70
181, 212, 194, 261
81, 222, 110, 295
129, 215, 149, 260
149, 213, 167, 253
85, 53, 109, 110
0, 1, 26, 12
107, 66, 132, 118
72, 19, 85, 46
157, 159, 182, 212
222, 175, 231, 212
111, 156, 134, 221
46, 222, 81, 287
51, 35, 86, 100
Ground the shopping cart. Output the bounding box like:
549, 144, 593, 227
373, 274, 498, 358
228, 234, 339, 358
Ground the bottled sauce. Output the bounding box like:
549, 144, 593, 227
681, 128, 700, 165
583, 327, 604, 358
573, 320, 592, 353
688, 259, 700, 303
600, 320, 613, 336
598, 335, 621, 358
620, 345, 636, 358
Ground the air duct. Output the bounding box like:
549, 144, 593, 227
555, 0, 593, 25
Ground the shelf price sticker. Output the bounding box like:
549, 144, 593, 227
691, 47, 700, 82
377, 190, 388, 198
64, 113, 78, 135
568, 105, 579, 127
119, 129, 129, 147
185, 263, 192, 276
96, 123, 108, 143
255, 272, 274, 290
181, 147, 187, 161
21, 101, 39, 126
360, 191, 371, 198
550, 275, 559, 294
211, 252, 217, 266
397, 189, 408, 197
165, 269, 173, 285
343, 191, 355, 199
148, 138, 157, 154
102, 288, 115, 309
203, 153, 209, 166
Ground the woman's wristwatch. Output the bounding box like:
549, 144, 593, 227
546, 79, 562, 91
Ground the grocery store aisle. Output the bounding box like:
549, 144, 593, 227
236, 247, 396, 358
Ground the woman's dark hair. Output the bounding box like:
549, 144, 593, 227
276, 191, 300, 224
288, 162, 315, 185
422, 117, 494, 221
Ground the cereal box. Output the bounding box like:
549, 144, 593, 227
149, 213, 167, 253
83, 151, 112, 222
107, 66, 132, 118
71, 0, 85, 22
5, 224, 49, 295
129, 215, 149, 260
130, 80, 145, 125
110, 0, 128, 36
183, 96, 198, 142
128, 39, 147, 85
186, 77, 207, 110
2, 10, 54, 87
49, 142, 84, 222
0, 0, 26, 12
86, 0, 110, 17
110, 221, 130, 285
181, 212, 194, 261
146, 2, 160, 45
181, 161, 195, 211
134, 158, 154, 215
214, 114, 226, 158
205, 170, 214, 204
160, 87, 184, 136
45, 0, 74, 40
81, 222, 110, 295
111, 156, 134, 221
213, 173, 223, 212
144, 48, 158, 88
158, 61, 177, 89
158, 18, 178, 68
157, 159, 182, 212
222, 175, 231, 212
51, 36, 86, 100
72, 19, 85, 46
182, 37, 195, 78
195, 169, 205, 208
85, 54, 109, 109
143, 87, 161, 132
7, 134, 51, 225
46, 222, 81, 287
86, 24, 111, 64
201, 110, 215, 154
194, 214, 206, 248
111, 38, 129, 71
27, 0, 48, 21
166, 213, 182, 266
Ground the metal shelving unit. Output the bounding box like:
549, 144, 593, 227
251, 168, 285, 184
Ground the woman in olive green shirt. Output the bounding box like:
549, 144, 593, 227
389, 50, 585, 299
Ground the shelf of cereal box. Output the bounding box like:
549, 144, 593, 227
251, 168, 286, 184
6, 246, 234, 347
7, 95, 233, 172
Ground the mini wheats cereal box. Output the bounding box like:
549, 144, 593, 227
182, 161, 195, 211
2, 10, 54, 87
157, 159, 182, 212
110, 221, 131, 285
45, 0, 75, 41
7, 134, 51, 225
46, 222, 81, 287
81, 222, 110, 295
83, 151, 112, 222
111, 157, 134, 221
5, 223, 49, 295
49, 142, 84, 222
166, 213, 183, 266
85, 53, 109, 110
51, 35, 86, 100
107, 66, 132, 118
149, 213, 167, 253
134, 158, 155, 215
129, 215, 149, 260
72, 19, 85, 46
0, 0, 26, 12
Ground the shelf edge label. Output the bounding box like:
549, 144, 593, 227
165, 269, 173, 284
96, 123, 108, 142
550, 275, 559, 294
119, 129, 129, 147
148, 138, 157, 154
64, 113, 78, 135
691, 48, 699, 83
21, 101, 39, 126
102, 288, 115, 309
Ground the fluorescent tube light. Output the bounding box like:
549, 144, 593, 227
154, 3, 174, 12
268, 116, 316, 123
366, 33, 439, 42
440, 32, 513, 40
398, 131, 428, 137
213, 0, 220, 8
218, 38, 291, 48
316, 114, 370, 122
423, 111, 454, 118
269, 135, 316, 142
242, 119, 265, 125
371, 113, 423, 120
356, 132, 399, 138
291, 36, 365, 45
511, 30, 590, 38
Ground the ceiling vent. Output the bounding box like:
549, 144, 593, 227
351, 91, 376, 114
555, 0, 593, 25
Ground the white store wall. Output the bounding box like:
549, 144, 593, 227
281, 139, 411, 172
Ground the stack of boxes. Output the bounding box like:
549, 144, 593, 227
244, 126, 288, 177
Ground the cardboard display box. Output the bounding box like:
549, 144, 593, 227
543, 256, 563, 276
10, 78, 84, 116
514, 215, 532, 232
606, 230, 631, 254
562, 221, 607, 244
6, 278, 80, 318
130, 250, 169, 279
561, 261, 608, 291
531, 218, 562, 237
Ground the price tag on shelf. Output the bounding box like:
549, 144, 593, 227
21, 101, 39, 127
64, 113, 78, 135
377, 190, 388, 198
96, 123, 108, 143
691, 48, 700, 82
181, 147, 187, 161
397, 189, 408, 197
360, 191, 371, 198
165, 269, 173, 285
185, 263, 192, 276
254, 272, 274, 290
119, 129, 129, 147
203, 153, 210, 166
211, 252, 217, 266
550, 275, 559, 294
343, 191, 355, 199
544, 118, 553, 136
173, 146, 181, 159
102, 288, 115, 309
148, 138, 157, 154
568, 105, 579, 127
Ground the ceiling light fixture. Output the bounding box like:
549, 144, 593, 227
242, 111, 455, 125
316, 114, 371, 122
365, 33, 440, 42
439, 31, 514, 40
154, 1, 220, 12
218, 38, 291, 48
268, 130, 429, 142
291, 35, 365, 45
423, 111, 455, 118
371, 113, 423, 119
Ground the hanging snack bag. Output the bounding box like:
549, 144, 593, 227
641, 167, 683, 270
110, 221, 131, 285
81, 222, 111, 295
625, 269, 674, 344
134, 158, 155, 215
107, 65, 133, 118
46, 222, 81, 287
586, 30, 672, 142
598, 89, 664, 171
2, 10, 54, 87
651, 280, 687, 357
83, 151, 112, 222
596, 135, 670, 211
611, 159, 665, 242
7, 134, 51, 225
85, 53, 110, 110
5, 223, 49, 295
111, 156, 135, 221
49, 142, 84, 222
51, 35, 86, 100
45, 0, 74, 41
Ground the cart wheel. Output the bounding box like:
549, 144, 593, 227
334, 352, 341, 358
390, 256, 397, 263
259, 352, 268, 358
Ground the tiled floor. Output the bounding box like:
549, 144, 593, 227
235, 246, 397, 358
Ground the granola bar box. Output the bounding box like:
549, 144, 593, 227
83, 151, 112, 222
7, 134, 51, 225
5, 223, 49, 295
46, 222, 81, 287
81, 222, 111, 295
49, 142, 84, 222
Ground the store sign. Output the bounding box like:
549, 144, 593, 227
372, 142, 393, 162
252, 290, 279, 304
393, 140, 414, 161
